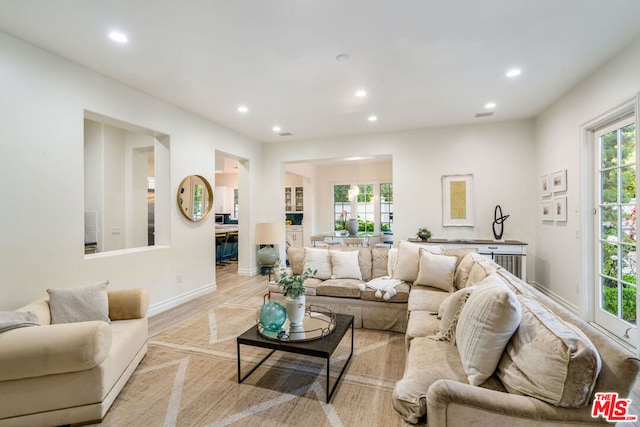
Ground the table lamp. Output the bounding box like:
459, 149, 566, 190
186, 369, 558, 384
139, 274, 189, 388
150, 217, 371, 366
254, 222, 284, 268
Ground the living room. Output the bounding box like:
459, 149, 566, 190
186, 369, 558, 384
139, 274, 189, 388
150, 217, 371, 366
1, 1, 640, 426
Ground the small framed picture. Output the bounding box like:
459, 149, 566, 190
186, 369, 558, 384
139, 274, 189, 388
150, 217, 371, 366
540, 174, 551, 197
553, 196, 567, 222
550, 169, 567, 192
541, 201, 553, 221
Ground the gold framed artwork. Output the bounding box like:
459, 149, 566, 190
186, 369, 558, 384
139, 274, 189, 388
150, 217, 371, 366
442, 174, 474, 227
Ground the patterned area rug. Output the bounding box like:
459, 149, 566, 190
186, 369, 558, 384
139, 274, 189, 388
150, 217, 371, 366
92, 299, 406, 427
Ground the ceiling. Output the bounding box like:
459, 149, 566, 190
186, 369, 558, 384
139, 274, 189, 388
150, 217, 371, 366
2, 1, 640, 143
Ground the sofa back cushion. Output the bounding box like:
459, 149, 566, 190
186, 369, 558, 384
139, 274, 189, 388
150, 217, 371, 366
465, 256, 500, 287
456, 273, 521, 386
371, 247, 389, 279
454, 252, 483, 289
497, 293, 602, 408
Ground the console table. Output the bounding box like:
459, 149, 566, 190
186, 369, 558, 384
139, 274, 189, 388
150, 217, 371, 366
408, 239, 528, 281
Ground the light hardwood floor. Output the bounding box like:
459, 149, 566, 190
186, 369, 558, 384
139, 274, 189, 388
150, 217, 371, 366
148, 264, 640, 425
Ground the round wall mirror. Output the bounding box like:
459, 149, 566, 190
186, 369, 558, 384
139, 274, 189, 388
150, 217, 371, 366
177, 175, 213, 222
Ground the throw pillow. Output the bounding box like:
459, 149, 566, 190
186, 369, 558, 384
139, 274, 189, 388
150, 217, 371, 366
329, 249, 363, 280
414, 250, 457, 292
303, 247, 332, 280
392, 241, 442, 283
431, 286, 475, 344
466, 256, 499, 287
496, 293, 602, 408
454, 252, 481, 289
456, 273, 521, 386
47, 281, 111, 324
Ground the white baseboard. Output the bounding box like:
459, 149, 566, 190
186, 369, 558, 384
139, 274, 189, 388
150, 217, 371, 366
147, 282, 217, 317
528, 281, 579, 314
238, 267, 260, 276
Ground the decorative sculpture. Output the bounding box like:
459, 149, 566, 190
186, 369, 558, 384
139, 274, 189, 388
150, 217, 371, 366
492, 205, 510, 241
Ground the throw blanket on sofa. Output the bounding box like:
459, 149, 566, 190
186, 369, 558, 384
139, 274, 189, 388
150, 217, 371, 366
0, 311, 39, 333
359, 277, 405, 300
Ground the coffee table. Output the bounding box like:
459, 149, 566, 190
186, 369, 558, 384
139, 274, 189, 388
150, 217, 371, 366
237, 312, 354, 403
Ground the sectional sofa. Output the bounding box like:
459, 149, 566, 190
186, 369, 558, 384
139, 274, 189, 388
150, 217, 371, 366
0, 283, 149, 427
269, 242, 640, 426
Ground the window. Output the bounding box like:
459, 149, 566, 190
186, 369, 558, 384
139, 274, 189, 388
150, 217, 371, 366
356, 184, 374, 232
594, 115, 637, 344
333, 182, 392, 233
380, 183, 394, 232
334, 184, 351, 231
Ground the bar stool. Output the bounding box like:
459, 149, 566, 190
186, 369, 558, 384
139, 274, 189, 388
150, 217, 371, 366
343, 237, 367, 247
223, 231, 238, 263
215, 233, 228, 268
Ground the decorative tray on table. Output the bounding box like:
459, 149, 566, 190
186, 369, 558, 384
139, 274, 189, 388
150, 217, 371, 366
257, 305, 336, 342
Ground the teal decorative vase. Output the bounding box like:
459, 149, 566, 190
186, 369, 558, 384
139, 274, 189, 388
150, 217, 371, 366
259, 302, 287, 331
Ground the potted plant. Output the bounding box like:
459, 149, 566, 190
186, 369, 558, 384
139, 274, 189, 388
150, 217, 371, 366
276, 267, 316, 327
416, 227, 432, 241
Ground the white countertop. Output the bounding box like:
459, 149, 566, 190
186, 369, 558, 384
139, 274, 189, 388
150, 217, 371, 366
215, 225, 238, 233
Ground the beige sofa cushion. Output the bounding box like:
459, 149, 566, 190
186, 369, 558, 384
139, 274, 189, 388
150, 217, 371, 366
47, 281, 110, 324
456, 273, 521, 386
497, 293, 602, 408
316, 279, 362, 298
371, 247, 389, 279
465, 256, 499, 287
304, 247, 332, 280
407, 287, 449, 313
414, 250, 457, 292
0, 321, 112, 381
329, 250, 362, 280
108, 288, 149, 320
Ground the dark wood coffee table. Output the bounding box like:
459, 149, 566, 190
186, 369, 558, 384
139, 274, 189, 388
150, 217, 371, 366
237, 313, 354, 403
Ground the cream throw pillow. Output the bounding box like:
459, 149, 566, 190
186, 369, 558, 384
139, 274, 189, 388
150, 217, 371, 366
329, 250, 363, 280
414, 250, 457, 292
497, 293, 602, 408
392, 241, 442, 283
456, 273, 521, 385
47, 281, 111, 324
431, 286, 476, 344
303, 247, 332, 280
466, 257, 499, 286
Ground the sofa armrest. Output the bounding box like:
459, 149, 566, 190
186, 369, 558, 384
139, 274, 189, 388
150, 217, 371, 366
0, 321, 112, 381
426, 379, 601, 427
108, 288, 149, 320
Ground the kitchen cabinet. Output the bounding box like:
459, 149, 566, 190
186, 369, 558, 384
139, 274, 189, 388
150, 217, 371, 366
285, 186, 303, 213
214, 186, 235, 215
286, 225, 304, 248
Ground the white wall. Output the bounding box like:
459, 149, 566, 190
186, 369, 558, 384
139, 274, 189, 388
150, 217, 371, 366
535, 37, 640, 313
0, 32, 262, 312
264, 119, 537, 277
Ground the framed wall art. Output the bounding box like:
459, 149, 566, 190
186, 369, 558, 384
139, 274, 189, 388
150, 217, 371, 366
541, 201, 553, 221
442, 174, 474, 227
550, 169, 567, 192
553, 196, 567, 222
540, 174, 551, 197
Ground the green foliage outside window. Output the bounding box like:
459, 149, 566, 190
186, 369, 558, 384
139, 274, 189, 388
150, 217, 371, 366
602, 282, 637, 325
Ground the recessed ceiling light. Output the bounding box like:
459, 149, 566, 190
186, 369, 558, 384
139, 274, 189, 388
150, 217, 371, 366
485, 102, 496, 109
506, 68, 521, 78
272, 125, 281, 132
355, 90, 367, 98
108, 31, 128, 43
336, 53, 350, 62
368, 115, 378, 122
237, 105, 248, 113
